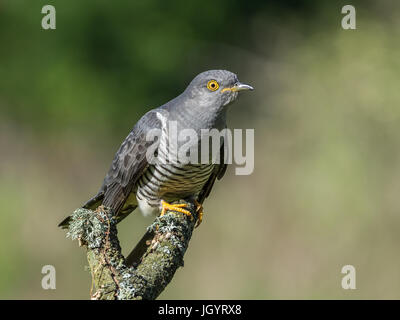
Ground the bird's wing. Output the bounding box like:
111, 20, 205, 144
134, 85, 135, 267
100, 110, 161, 214
197, 143, 228, 204
58, 110, 161, 229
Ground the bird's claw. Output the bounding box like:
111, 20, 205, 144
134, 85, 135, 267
160, 200, 193, 220
194, 200, 204, 228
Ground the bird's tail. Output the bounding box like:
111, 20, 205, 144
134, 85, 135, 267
58, 216, 72, 229
57, 192, 104, 229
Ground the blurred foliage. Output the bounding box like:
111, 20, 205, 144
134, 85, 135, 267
0, 0, 271, 136
1, 0, 400, 299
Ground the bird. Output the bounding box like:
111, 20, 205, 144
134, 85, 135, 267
58, 70, 253, 231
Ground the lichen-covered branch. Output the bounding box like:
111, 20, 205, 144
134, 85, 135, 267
65, 201, 198, 300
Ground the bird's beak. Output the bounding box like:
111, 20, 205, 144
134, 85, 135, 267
222, 82, 254, 93
232, 82, 254, 92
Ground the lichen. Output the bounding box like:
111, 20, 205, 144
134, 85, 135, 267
64, 200, 199, 300
66, 207, 117, 249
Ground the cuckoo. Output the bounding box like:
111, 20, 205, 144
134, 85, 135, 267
59, 70, 253, 229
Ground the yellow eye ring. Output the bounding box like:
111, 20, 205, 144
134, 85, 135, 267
207, 80, 219, 91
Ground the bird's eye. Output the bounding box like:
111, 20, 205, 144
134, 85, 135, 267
207, 80, 219, 91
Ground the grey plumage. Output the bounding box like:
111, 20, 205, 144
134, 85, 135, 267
59, 70, 253, 228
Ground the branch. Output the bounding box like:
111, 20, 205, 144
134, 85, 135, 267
65, 201, 198, 300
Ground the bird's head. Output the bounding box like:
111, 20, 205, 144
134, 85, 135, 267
184, 70, 253, 109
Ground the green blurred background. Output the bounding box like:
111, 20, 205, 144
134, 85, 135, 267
1, 0, 400, 299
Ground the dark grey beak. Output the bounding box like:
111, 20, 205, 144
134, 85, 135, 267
232, 82, 254, 92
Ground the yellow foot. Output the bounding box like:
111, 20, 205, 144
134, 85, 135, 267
160, 200, 193, 220
194, 200, 204, 228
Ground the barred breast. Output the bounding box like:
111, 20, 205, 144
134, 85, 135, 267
135, 163, 214, 216
135, 126, 215, 215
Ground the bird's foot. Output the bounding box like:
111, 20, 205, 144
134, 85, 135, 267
194, 200, 204, 228
160, 200, 193, 220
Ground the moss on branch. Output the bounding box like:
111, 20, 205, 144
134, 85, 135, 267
65, 201, 198, 300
